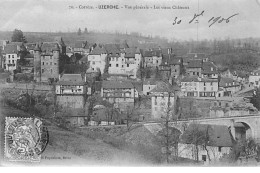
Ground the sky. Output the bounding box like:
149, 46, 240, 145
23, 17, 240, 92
0, 0, 260, 41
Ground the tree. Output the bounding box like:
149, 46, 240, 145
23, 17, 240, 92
77, 28, 82, 36
84, 27, 88, 34
11, 29, 27, 43
157, 89, 181, 163
250, 89, 260, 110
124, 105, 138, 131
181, 123, 211, 162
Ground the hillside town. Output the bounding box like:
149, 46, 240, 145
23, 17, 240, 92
1, 29, 260, 165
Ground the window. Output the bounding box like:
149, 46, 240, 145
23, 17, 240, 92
202, 155, 207, 161
109, 64, 111, 67
116, 64, 118, 67
42, 69, 44, 73
197, 72, 199, 75
204, 82, 206, 86
193, 72, 195, 75
50, 69, 52, 73
12, 55, 14, 58
42, 62, 44, 65
12, 60, 14, 63
210, 82, 213, 86
92, 61, 95, 65
8, 55, 10, 58
219, 102, 221, 106
218, 147, 222, 152
127, 64, 129, 67
204, 87, 206, 91
54, 63, 57, 65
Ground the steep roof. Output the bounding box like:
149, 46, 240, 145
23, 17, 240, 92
79, 56, 88, 63
181, 76, 218, 82
104, 44, 120, 54
41, 42, 60, 53
181, 76, 200, 82
25, 43, 36, 50
150, 81, 180, 93
181, 124, 233, 147
102, 80, 134, 89
187, 59, 203, 68
57, 74, 85, 85
202, 61, 218, 74
219, 77, 240, 87
124, 48, 136, 58
89, 46, 107, 55
187, 53, 206, 59
3, 44, 18, 54
143, 78, 158, 85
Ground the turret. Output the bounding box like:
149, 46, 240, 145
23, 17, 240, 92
34, 44, 42, 82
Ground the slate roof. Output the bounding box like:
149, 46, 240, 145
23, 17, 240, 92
124, 48, 136, 58
89, 46, 107, 55
181, 124, 233, 147
79, 56, 88, 63
181, 76, 218, 82
3, 44, 18, 54
181, 76, 200, 82
187, 59, 203, 68
143, 78, 158, 85
219, 77, 240, 87
143, 49, 162, 57
104, 44, 120, 54
187, 53, 206, 59
57, 74, 85, 85
150, 81, 180, 93
25, 43, 36, 51
102, 80, 134, 89
41, 42, 60, 53
202, 61, 218, 74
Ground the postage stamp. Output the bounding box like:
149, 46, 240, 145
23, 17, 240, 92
4, 117, 49, 162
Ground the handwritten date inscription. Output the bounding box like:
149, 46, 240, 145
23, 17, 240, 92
173, 10, 239, 27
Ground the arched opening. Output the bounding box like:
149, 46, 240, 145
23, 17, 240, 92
234, 122, 252, 141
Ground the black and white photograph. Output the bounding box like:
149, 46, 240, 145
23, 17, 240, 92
0, 0, 260, 168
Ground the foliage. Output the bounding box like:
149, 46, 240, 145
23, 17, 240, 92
250, 89, 260, 110
77, 28, 82, 36
11, 29, 27, 43
181, 123, 210, 162
14, 73, 33, 82
63, 64, 88, 74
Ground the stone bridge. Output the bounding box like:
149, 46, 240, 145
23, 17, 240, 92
144, 114, 260, 142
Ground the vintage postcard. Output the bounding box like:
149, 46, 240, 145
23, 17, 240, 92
0, 0, 260, 167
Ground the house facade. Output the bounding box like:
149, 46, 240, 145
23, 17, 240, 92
150, 82, 179, 119
186, 59, 203, 77
2, 43, 21, 71
179, 124, 233, 164
101, 80, 137, 111
87, 46, 107, 74
249, 70, 260, 88
143, 49, 162, 68
201, 61, 218, 79
181, 76, 218, 97
219, 77, 241, 96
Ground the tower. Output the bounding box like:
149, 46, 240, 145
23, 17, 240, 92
52, 43, 60, 79
34, 44, 41, 82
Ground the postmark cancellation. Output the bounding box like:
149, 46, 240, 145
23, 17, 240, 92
4, 117, 48, 162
